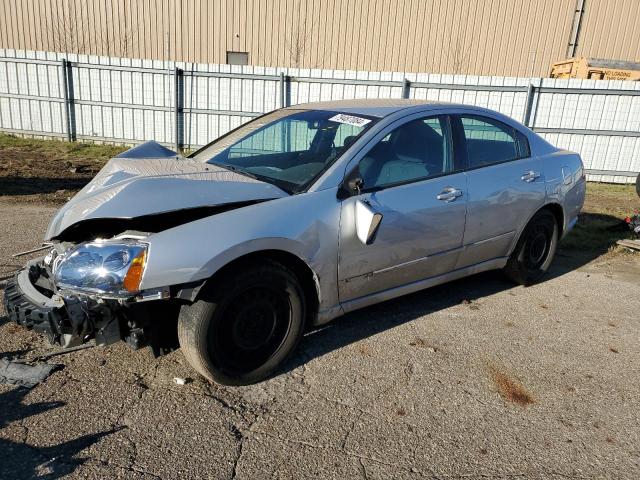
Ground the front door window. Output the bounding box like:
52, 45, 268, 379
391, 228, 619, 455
359, 115, 453, 190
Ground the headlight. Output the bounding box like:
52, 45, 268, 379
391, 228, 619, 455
54, 241, 148, 297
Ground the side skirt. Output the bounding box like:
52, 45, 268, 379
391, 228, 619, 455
339, 256, 508, 315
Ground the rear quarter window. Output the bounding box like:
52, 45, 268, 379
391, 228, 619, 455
514, 129, 531, 158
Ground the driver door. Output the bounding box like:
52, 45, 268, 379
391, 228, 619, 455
338, 114, 468, 305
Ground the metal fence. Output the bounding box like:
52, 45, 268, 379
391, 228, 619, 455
1, 49, 639, 183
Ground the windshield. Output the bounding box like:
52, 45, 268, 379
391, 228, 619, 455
191, 109, 377, 193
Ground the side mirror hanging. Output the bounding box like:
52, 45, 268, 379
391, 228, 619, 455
355, 200, 383, 245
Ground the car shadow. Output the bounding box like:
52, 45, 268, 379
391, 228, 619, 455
0, 347, 33, 359
0, 387, 122, 480
280, 212, 632, 375
283, 270, 525, 375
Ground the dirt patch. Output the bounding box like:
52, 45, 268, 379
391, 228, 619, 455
582, 183, 640, 219
559, 183, 640, 260
488, 364, 535, 406
460, 298, 481, 310
357, 344, 372, 356
3, 324, 20, 335
0, 134, 126, 204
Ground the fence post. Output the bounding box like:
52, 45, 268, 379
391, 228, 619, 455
279, 72, 291, 108
285, 75, 291, 107
60, 59, 70, 141
279, 73, 285, 108
60, 59, 77, 142
523, 83, 536, 127
66, 60, 77, 141
402, 78, 411, 99
174, 67, 184, 152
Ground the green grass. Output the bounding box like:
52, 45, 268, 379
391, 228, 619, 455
560, 215, 631, 253
0, 134, 129, 203
559, 183, 639, 255
0, 133, 127, 160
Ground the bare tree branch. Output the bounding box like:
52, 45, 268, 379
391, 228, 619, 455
447, 31, 471, 75
286, 28, 307, 68
44, 1, 135, 58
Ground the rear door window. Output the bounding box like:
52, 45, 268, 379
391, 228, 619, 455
458, 115, 529, 169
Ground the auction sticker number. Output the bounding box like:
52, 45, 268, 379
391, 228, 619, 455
329, 114, 372, 127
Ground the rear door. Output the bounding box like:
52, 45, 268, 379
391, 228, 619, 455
453, 114, 546, 268
338, 114, 468, 303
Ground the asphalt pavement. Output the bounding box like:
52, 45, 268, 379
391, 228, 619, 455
1, 200, 638, 479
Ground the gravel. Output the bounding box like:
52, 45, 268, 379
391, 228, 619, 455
1, 199, 639, 479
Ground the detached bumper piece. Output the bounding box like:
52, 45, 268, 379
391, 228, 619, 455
5, 271, 73, 346
4, 270, 121, 348
4, 261, 178, 355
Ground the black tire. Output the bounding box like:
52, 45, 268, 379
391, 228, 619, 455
177, 260, 305, 386
635, 173, 640, 198
504, 209, 559, 286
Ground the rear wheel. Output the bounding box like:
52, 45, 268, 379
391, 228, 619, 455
504, 209, 558, 286
178, 260, 305, 385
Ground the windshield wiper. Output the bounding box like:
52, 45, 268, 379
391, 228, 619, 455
208, 160, 259, 180
207, 160, 294, 194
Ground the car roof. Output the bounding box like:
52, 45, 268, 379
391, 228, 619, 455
284, 99, 452, 118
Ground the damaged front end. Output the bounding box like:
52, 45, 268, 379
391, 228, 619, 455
4, 140, 289, 357
4, 248, 179, 356
4, 262, 124, 348
4, 241, 180, 356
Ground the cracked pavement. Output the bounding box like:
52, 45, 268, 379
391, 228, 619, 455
1, 200, 639, 479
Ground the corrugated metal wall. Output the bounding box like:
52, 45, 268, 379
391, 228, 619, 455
577, 0, 640, 62
0, 0, 639, 77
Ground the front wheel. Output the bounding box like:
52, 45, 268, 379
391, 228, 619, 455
177, 260, 305, 385
504, 209, 558, 286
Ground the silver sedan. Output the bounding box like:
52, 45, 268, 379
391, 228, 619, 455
5, 99, 586, 385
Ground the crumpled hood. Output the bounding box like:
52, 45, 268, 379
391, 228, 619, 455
45, 156, 288, 240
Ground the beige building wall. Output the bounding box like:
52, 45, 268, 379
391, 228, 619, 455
577, 0, 640, 64
1, 0, 638, 77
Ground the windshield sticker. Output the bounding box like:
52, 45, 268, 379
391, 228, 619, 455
329, 113, 372, 127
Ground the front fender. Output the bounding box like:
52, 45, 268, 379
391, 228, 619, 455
196, 237, 315, 283
140, 188, 342, 313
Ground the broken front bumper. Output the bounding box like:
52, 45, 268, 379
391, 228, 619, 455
4, 261, 129, 348
4, 268, 73, 345
4, 259, 178, 355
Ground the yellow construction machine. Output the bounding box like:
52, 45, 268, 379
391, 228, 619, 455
550, 57, 640, 81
